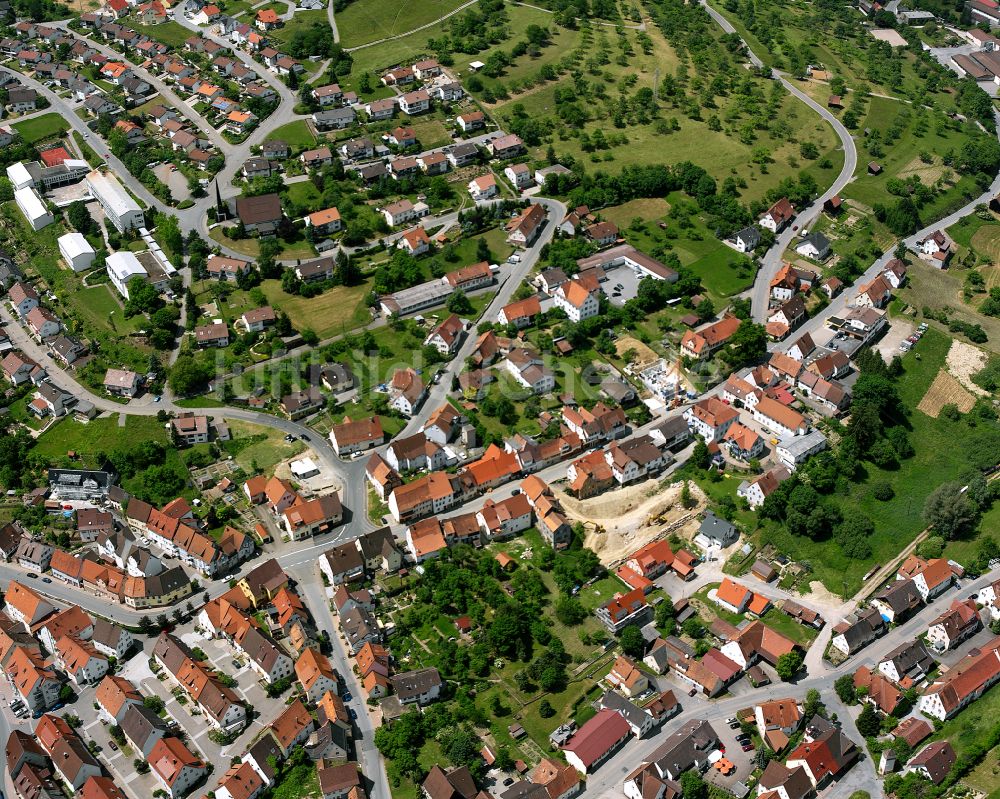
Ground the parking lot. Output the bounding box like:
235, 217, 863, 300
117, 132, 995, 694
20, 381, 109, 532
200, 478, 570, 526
874, 318, 920, 361
601, 263, 639, 307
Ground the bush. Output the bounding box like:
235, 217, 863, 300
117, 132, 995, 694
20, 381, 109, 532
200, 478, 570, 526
872, 481, 894, 501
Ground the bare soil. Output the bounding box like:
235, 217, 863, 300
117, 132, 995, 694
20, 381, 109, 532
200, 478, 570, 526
917, 370, 976, 417
555, 478, 708, 565
615, 335, 660, 368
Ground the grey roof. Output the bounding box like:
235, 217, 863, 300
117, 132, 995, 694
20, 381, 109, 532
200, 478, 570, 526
313, 107, 355, 123
246, 732, 282, 781
500, 783, 548, 799
145, 566, 190, 598
880, 639, 935, 678
355, 527, 395, 560
121, 703, 168, 750
836, 608, 885, 653
646, 719, 720, 780
876, 578, 923, 616
91, 618, 127, 649
759, 762, 813, 799
391, 667, 442, 702
800, 231, 831, 254
654, 415, 690, 442
777, 430, 827, 459
599, 690, 651, 730
697, 512, 738, 545
736, 226, 760, 247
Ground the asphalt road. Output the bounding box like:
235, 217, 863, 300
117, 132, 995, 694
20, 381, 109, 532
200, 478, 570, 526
296, 572, 392, 799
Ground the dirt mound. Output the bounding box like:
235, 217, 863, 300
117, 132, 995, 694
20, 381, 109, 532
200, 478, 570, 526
946, 339, 989, 397
556, 479, 707, 565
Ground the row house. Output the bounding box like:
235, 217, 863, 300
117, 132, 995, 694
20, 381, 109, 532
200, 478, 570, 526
918, 638, 1000, 720
153, 633, 247, 731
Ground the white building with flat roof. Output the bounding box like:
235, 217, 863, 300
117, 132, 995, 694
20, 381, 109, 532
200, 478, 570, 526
14, 187, 53, 231
7, 161, 34, 191
58, 232, 96, 272
107, 251, 148, 299
86, 169, 144, 233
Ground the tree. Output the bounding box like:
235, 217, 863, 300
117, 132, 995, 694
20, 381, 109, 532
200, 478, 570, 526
923, 481, 979, 539
539, 699, 555, 718
447, 289, 473, 315
775, 650, 803, 681
679, 772, 707, 799
804, 688, 823, 719
835, 674, 856, 704
855, 702, 881, 737
168, 356, 212, 396
724, 320, 768, 367
654, 595, 675, 628
555, 596, 587, 626
619, 624, 645, 658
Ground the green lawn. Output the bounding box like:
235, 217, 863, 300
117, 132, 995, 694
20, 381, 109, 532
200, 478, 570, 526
285, 180, 322, 208
34, 416, 169, 467
266, 120, 316, 147
13, 113, 69, 144
843, 95, 983, 219
127, 19, 193, 47
603, 192, 758, 300
335, 0, 469, 48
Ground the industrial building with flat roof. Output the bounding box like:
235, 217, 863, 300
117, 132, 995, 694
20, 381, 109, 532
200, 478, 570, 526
379, 279, 453, 317
86, 169, 144, 233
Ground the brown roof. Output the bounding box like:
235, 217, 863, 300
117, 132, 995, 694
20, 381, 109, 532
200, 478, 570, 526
295, 647, 336, 691
270, 699, 313, 751
96, 675, 141, 719
235, 193, 282, 225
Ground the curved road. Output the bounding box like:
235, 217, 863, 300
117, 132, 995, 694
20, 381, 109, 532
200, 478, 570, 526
697, 0, 859, 322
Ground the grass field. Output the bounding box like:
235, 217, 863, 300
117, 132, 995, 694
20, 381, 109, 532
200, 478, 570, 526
843, 96, 981, 218
285, 180, 322, 208
224, 419, 305, 472
931, 678, 1000, 763
13, 113, 69, 144
73, 285, 144, 336
34, 416, 169, 466
759, 328, 993, 596
335, 0, 468, 48
128, 19, 193, 47
265, 119, 316, 147
405, 116, 452, 150
260, 280, 371, 338
897, 263, 1000, 353
265, 9, 327, 48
